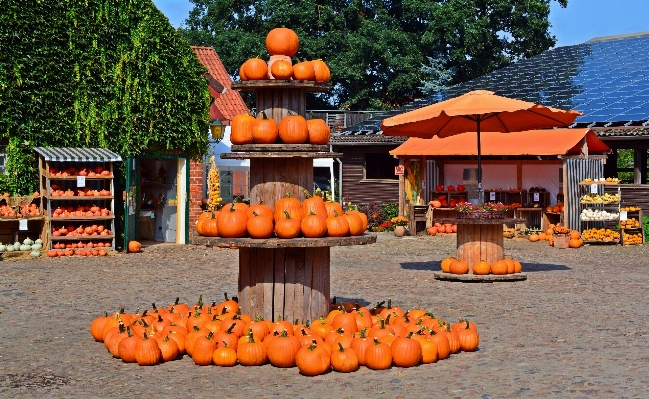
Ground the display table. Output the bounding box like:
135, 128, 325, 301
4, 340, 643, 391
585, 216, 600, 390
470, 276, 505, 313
435, 217, 525, 267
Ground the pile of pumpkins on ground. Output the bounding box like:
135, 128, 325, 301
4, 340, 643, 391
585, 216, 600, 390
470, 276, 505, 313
440, 255, 523, 275
427, 223, 458, 235
196, 193, 368, 239
528, 224, 584, 248
0, 238, 43, 257
90, 296, 479, 374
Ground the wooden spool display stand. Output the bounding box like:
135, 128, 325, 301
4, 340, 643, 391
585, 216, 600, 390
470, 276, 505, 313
433, 217, 527, 282
212, 81, 376, 322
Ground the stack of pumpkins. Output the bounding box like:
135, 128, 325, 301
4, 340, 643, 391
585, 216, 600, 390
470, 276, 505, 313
427, 222, 457, 235
239, 27, 330, 83
230, 111, 330, 145
196, 193, 368, 239
90, 296, 479, 374
441, 256, 523, 275
0, 238, 42, 258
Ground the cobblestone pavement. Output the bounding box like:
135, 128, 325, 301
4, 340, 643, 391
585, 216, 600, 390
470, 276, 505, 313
1, 233, 648, 399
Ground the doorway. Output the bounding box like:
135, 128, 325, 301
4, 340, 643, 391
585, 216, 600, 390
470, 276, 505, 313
124, 155, 189, 248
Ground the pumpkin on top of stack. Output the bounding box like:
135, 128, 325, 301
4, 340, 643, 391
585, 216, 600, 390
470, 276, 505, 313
441, 256, 523, 275
90, 295, 480, 373
196, 191, 368, 239
239, 27, 330, 83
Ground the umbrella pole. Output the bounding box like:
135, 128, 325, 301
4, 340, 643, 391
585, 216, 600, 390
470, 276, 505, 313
477, 119, 483, 205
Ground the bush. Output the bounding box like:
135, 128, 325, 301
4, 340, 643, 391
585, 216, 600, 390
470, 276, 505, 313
358, 202, 400, 231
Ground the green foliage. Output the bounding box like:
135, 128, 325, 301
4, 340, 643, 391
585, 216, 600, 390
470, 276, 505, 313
182, 0, 566, 110
381, 202, 399, 220
0, 0, 210, 195
643, 216, 649, 241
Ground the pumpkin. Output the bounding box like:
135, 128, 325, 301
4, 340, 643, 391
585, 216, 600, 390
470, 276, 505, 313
128, 241, 141, 253
247, 203, 274, 220
275, 210, 302, 239
213, 343, 238, 367
274, 193, 303, 222
449, 259, 469, 274
440, 256, 455, 272
569, 238, 583, 248
324, 201, 344, 219
231, 113, 255, 144
192, 331, 216, 366
457, 321, 480, 351
214, 323, 239, 351
428, 330, 450, 360
157, 335, 180, 362
247, 212, 274, 239
217, 203, 248, 238
237, 334, 268, 366
529, 234, 540, 242
430, 200, 442, 208
343, 212, 364, 236
332, 309, 358, 334
90, 312, 110, 342
296, 343, 330, 376
269, 59, 294, 80
198, 210, 219, 237
135, 332, 162, 366
266, 330, 301, 367
331, 343, 359, 373
302, 191, 328, 220
490, 260, 508, 275
365, 338, 392, 370
513, 260, 523, 273
266, 27, 299, 56
104, 323, 128, 357
443, 328, 461, 354
538, 232, 547, 241
569, 230, 581, 240
472, 260, 491, 275
301, 211, 328, 238
391, 333, 422, 367
346, 206, 368, 232
427, 227, 437, 236
292, 61, 316, 81
279, 113, 309, 144
311, 59, 331, 82
243, 57, 268, 80
326, 211, 350, 237
420, 339, 439, 364
503, 258, 515, 274
252, 111, 279, 144
306, 117, 330, 145
117, 327, 139, 363
238, 63, 248, 81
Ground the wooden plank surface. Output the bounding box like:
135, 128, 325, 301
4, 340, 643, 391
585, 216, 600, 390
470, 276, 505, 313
436, 218, 526, 225
293, 248, 305, 326
273, 249, 286, 322
231, 81, 330, 91
238, 248, 251, 315
433, 271, 527, 282
302, 247, 314, 325
283, 248, 296, 323
252, 249, 266, 319
311, 247, 330, 320
193, 233, 377, 248
262, 248, 275, 322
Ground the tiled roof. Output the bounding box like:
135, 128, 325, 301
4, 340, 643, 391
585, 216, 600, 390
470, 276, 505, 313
338, 32, 649, 139
191, 46, 249, 124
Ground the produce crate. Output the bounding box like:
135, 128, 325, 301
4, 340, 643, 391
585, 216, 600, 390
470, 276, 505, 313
504, 190, 527, 207
527, 191, 550, 208
483, 190, 505, 204
621, 228, 644, 245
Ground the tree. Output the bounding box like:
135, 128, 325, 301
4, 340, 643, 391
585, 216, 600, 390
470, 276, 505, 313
182, 0, 567, 111
0, 0, 210, 195
420, 55, 456, 97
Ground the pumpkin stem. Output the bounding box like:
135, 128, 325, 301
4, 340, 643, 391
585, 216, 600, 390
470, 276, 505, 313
387, 299, 392, 309
226, 323, 236, 334
337, 342, 345, 352
252, 211, 259, 217
305, 320, 311, 328
259, 110, 269, 120
206, 331, 214, 340
157, 315, 164, 322
197, 294, 203, 308
358, 327, 367, 338
254, 316, 264, 322
406, 331, 414, 339
385, 314, 392, 325
333, 210, 339, 217
283, 210, 291, 219
335, 327, 345, 334
277, 314, 283, 322
303, 189, 312, 198
119, 308, 125, 314
151, 303, 157, 310
193, 325, 200, 332
375, 301, 385, 308
307, 343, 317, 351
224, 292, 229, 301
232, 296, 239, 303
300, 328, 307, 336
126, 326, 132, 337
377, 316, 385, 329
248, 334, 256, 343
424, 311, 435, 318
143, 331, 149, 340
222, 341, 230, 348
373, 337, 380, 345
281, 330, 290, 337
294, 319, 299, 325
465, 320, 470, 330
229, 203, 235, 212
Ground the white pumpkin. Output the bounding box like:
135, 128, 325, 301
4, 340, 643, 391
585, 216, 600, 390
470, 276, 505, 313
23, 238, 34, 246
31, 243, 42, 251
30, 250, 41, 258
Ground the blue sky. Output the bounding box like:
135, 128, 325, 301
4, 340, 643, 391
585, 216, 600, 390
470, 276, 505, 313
153, 0, 648, 48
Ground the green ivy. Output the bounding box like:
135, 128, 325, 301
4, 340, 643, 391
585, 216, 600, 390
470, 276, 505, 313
0, 0, 210, 195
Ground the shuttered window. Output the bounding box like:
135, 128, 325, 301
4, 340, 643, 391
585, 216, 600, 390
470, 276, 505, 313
364, 153, 399, 180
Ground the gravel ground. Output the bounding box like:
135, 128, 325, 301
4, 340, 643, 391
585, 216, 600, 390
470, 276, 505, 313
1, 233, 648, 399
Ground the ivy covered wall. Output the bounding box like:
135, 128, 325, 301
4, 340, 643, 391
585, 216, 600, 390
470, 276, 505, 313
0, 0, 210, 195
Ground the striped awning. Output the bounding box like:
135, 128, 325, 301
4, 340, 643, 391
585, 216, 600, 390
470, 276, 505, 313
34, 147, 122, 162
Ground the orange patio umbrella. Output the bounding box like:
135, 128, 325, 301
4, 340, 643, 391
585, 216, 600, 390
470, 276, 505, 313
380, 90, 582, 203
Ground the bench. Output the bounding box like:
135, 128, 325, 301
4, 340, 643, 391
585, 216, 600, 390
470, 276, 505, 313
408, 205, 430, 235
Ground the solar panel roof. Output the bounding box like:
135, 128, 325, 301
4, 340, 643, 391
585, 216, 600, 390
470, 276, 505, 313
335, 32, 649, 137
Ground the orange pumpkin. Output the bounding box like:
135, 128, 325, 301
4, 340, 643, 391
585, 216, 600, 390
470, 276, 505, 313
266, 27, 299, 56
440, 256, 455, 272
242, 58, 268, 80
311, 59, 331, 82
306, 118, 330, 145
490, 260, 508, 275
279, 113, 309, 144
252, 111, 279, 144
128, 241, 141, 253
472, 260, 491, 275
270, 59, 294, 80
449, 260, 469, 274
529, 234, 539, 242
292, 61, 316, 81
231, 114, 255, 144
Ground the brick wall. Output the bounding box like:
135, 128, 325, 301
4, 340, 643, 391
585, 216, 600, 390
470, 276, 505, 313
189, 158, 204, 242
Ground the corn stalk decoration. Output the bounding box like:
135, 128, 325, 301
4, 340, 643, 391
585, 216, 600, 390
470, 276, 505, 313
404, 159, 422, 206
207, 156, 222, 210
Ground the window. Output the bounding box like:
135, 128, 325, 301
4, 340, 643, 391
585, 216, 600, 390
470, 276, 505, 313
364, 152, 399, 180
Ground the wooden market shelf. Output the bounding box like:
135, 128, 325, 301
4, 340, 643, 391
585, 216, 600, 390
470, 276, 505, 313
45, 196, 114, 200
578, 181, 620, 185
51, 215, 115, 221
51, 235, 115, 241
582, 240, 620, 245
231, 81, 330, 92
221, 151, 342, 159
193, 234, 376, 248
45, 175, 114, 180
0, 216, 45, 221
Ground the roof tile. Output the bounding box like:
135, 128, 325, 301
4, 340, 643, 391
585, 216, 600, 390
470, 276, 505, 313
191, 46, 249, 124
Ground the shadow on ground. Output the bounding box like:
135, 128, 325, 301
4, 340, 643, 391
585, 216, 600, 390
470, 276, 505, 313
400, 261, 571, 272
